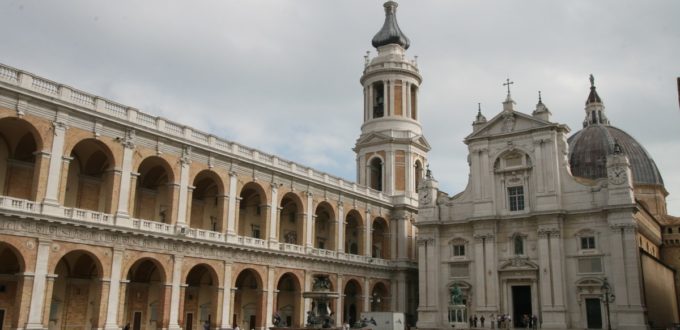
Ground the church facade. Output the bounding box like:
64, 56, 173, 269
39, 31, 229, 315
0, 3, 426, 330
415, 79, 680, 329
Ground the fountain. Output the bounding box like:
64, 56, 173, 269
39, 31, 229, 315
271, 275, 340, 330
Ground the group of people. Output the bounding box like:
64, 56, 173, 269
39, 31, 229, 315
467, 314, 538, 329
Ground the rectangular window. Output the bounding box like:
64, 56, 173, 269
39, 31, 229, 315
581, 236, 596, 250
577, 257, 603, 273
508, 186, 525, 211
452, 244, 465, 257
514, 236, 524, 255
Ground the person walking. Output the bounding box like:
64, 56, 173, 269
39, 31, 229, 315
480, 315, 485, 328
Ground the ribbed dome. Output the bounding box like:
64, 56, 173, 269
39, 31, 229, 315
568, 125, 664, 186
371, 1, 410, 50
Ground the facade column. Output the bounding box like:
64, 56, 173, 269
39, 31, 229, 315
363, 278, 371, 313
219, 195, 230, 233
104, 248, 124, 330
265, 267, 276, 328
42, 118, 67, 208
417, 239, 427, 307
176, 148, 191, 228
303, 272, 312, 322
220, 263, 234, 330
336, 275, 344, 327
25, 239, 51, 330
305, 192, 314, 250
548, 230, 567, 325
117, 280, 129, 325
364, 211, 372, 257
336, 202, 345, 253
226, 172, 239, 238
115, 130, 136, 222
168, 255, 184, 330
268, 183, 279, 245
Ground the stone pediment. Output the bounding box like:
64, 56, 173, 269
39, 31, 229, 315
499, 257, 538, 271
466, 110, 557, 142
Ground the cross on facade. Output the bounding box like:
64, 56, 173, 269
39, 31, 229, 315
503, 78, 514, 95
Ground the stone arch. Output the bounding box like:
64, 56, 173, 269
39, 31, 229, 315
0, 241, 27, 330
371, 217, 390, 259
134, 156, 176, 223
62, 138, 117, 213
367, 156, 384, 191
190, 170, 226, 232
314, 201, 336, 251
345, 210, 364, 255
279, 192, 304, 245
123, 257, 168, 329
343, 279, 362, 326
49, 250, 105, 330
275, 272, 302, 327
238, 182, 268, 239
183, 264, 220, 329
234, 268, 265, 330
370, 281, 389, 312
0, 117, 43, 200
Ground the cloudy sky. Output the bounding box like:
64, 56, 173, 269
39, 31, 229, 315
2, 0, 679, 214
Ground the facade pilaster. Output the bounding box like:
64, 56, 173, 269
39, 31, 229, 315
42, 118, 67, 210
364, 211, 372, 257
265, 267, 276, 328
268, 183, 279, 245
25, 239, 51, 330
305, 192, 314, 249
104, 248, 124, 330
386, 150, 394, 195
336, 275, 344, 327
115, 129, 136, 223
220, 263, 233, 330
226, 172, 238, 239
363, 277, 371, 313
337, 201, 345, 253
168, 255, 184, 330
176, 147, 191, 228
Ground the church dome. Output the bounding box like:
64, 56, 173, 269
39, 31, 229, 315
568, 125, 664, 185
567, 75, 663, 186
371, 1, 410, 50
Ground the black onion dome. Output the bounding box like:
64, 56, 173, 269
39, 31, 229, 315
371, 1, 410, 50
568, 125, 664, 186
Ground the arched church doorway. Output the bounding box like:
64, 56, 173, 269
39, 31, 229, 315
234, 269, 263, 330
343, 280, 362, 326
0, 243, 25, 330
276, 273, 301, 327
123, 258, 167, 330
183, 264, 219, 330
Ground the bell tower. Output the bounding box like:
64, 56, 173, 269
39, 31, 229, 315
355, 1, 430, 205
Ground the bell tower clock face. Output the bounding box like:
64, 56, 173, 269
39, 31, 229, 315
608, 166, 627, 185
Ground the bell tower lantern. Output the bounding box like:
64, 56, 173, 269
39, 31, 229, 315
355, 1, 430, 205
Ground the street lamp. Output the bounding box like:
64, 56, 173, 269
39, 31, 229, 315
601, 278, 616, 330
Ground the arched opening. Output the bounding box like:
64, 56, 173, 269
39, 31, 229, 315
63, 139, 115, 213
343, 280, 362, 327
279, 193, 303, 245
234, 269, 263, 330
276, 273, 302, 327
414, 160, 423, 191
372, 82, 385, 119
314, 202, 336, 251
49, 251, 104, 330
370, 282, 389, 312
190, 171, 224, 232
372, 218, 389, 259
123, 258, 167, 330
0, 243, 25, 330
0, 118, 41, 200
368, 158, 383, 191
183, 265, 219, 330
238, 183, 266, 239
345, 211, 364, 256
134, 157, 175, 223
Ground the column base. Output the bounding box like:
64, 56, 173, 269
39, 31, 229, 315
24, 323, 47, 330
41, 200, 62, 216
104, 323, 121, 330
167, 324, 183, 330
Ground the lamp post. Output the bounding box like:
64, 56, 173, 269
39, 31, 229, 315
601, 278, 616, 330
